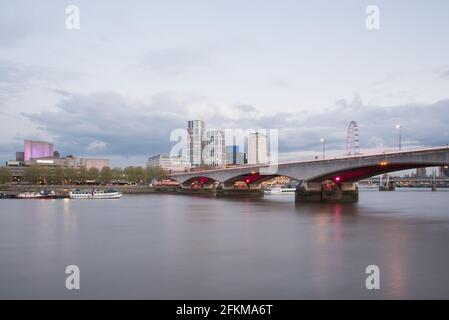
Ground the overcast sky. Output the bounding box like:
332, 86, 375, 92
1, 0, 449, 166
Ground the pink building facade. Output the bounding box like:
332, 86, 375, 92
24, 140, 54, 161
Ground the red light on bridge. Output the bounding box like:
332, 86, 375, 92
245, 179, 250, 184
334, 176, 341, 182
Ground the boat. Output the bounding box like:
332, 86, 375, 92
16, 190, 56, 199
69, 188, 123, 199
264, 187, 296, 195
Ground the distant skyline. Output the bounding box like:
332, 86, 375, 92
1, 0, 449, 166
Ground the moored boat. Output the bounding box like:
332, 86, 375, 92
264, 187, 296, 195
16, 190, 56, 199
69, 188, 123, 199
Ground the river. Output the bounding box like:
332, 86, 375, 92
1, 189, 449, 299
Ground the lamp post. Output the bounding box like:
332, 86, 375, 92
320, 138, 326, 160
396, 124, 402, 151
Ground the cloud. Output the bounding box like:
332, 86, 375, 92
20, 91, 260, 163
441, 69, 449, 79
0, 60, 80, 109
141, 47, 212, 76
14, 91, 449, 166
87, 140, 108, 151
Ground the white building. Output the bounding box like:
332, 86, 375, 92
248, 132, 268, 164
147, 154, 191, 172
203, 129, 226, 167
187, 120, 205, 167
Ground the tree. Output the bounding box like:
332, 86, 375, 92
64, 167, 77, 184
78, 167, 88, 184
146, 166, 167, 183
39, 167, 50, 185
111, 167, 123, 181
87, 167, 100, 181
0, 167, 12, 184
100, 166, 113, 184
124, 166, 146, 184
23, 165, 42, 184
49, 167, 65, 185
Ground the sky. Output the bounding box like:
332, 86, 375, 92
1, 0, 449, 167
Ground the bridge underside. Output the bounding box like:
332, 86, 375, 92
308, 163, 440, 183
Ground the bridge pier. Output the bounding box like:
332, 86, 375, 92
215, 183, 264, 197
295, 181, 358, 203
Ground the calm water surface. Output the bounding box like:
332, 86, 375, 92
1, 189, 449, 299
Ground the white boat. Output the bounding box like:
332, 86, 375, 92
264, 187, 296, 195
16, 192, 44, 199
16, 190, 56, 199
69, 189, 123, 199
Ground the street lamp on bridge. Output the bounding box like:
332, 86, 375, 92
396, 124, 402, 151
320, 138, 326, 160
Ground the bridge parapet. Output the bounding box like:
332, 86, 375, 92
169, 147, 449, 202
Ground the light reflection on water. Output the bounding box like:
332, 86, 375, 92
0, 190, 449, 299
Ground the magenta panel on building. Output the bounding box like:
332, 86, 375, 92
24, 140, 54, 161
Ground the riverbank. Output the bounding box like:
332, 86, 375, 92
0, 184, 180, 197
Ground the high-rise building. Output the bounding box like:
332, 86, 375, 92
24, 140, 54, 161
187, 120, 205, 167
204, 129, 225, 166
248, 133, 268, 164
226, 146, 245, 165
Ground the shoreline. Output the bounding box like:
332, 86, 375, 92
0, 184, 180, 197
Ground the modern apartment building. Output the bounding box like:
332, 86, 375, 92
247, 132, 268, 165
187, 120, 205, 167
204, 129, 226, 167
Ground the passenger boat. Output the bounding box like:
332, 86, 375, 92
16, 190, 56, 199
264, 187, 296, 195
69, 189, 123, 199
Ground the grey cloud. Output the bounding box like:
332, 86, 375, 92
236, 104, 258, 113
142, 47, 211, 76
22, 92, 187, 160
15, 91, 449, 165
441, 69, 449, 78
276, 98, 449, 153
0, 60, 81, 109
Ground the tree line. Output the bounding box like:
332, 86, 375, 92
0, 165, 167, 185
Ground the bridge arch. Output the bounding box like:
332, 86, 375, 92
307, 162, 445, 183
180, 176, 221, 188
222, 173, 299, 188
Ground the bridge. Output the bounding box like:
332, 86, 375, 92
169, 147, 449, 202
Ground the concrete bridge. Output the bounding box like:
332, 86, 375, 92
169, 147, 449, 202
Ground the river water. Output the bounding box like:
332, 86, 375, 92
1, 189, 449, 299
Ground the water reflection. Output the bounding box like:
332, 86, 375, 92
0, 191, 448, 299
